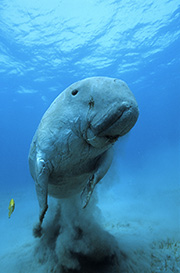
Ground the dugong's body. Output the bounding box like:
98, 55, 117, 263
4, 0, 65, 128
29, 77, 139, 237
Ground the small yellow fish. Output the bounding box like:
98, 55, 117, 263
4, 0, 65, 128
8, 198, 15, 218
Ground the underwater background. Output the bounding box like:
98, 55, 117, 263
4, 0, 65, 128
0, 0, 180, 272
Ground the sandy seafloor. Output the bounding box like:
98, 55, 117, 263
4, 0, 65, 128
0, 147, 179, 273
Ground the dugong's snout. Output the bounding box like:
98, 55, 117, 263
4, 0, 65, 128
105, 101, 139, 137
91, 99, 139, 139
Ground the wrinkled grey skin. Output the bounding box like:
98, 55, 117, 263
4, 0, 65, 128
28, 77, 139, 237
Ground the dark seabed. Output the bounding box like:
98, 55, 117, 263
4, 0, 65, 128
0, 0, 180, 272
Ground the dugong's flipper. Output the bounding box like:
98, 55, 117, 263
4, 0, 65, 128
81, 148, 114, 208
33, 155, 51, 238
81, 174, 96, 208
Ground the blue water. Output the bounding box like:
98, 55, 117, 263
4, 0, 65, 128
0, 1, 180, 272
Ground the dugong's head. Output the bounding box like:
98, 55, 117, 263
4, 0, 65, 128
60, 77, 139, 148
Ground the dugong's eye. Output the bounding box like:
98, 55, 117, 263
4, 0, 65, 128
71, 89, 78, 96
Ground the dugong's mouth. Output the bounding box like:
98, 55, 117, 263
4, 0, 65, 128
90, 103, 139, 140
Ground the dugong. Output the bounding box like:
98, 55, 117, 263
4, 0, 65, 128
29, 77, 139, 237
